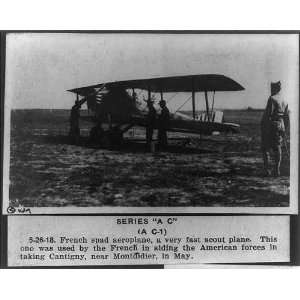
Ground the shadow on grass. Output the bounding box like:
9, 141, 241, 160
40, 134, 217, 155
139, 189, 289, 207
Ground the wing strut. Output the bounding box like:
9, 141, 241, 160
132, 88, 136, 104
192, 90, 196, 120
204, 90, 210, 122
211, 90, 215, 112
192, 79, 196, 120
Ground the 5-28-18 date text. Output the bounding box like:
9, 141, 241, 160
29, 237, 56, 243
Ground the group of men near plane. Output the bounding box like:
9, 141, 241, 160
145, 97, 170, 150
69, 81, 289, 177
69, 93, 170, 150
146, 81, 290, 177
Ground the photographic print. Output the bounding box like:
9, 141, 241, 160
2, 32, 298, 214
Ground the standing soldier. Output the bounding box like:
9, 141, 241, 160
69, 100, 81, 144
158, 99, 170, 149
261, 81, 289, 176
145, 97, 157, 149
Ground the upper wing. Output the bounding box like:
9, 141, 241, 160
67, 74, 245, 96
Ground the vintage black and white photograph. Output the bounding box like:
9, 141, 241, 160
2, 32, 298, 213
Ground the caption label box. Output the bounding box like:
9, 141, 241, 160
8, 216, 289, 266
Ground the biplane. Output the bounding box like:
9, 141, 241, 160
67, 74, 244, 146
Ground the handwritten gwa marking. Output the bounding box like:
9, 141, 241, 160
7, 206, 31, 214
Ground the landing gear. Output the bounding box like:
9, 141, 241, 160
89, 123, 125, 149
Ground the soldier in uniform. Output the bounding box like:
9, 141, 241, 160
261, 81, 289, 176
158, 99, 170, 149
145, 97, 157, 149
69, 100, 81, 144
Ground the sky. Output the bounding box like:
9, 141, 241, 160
5, 33, 299, 112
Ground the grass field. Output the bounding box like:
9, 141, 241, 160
9, 109, 290, 207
